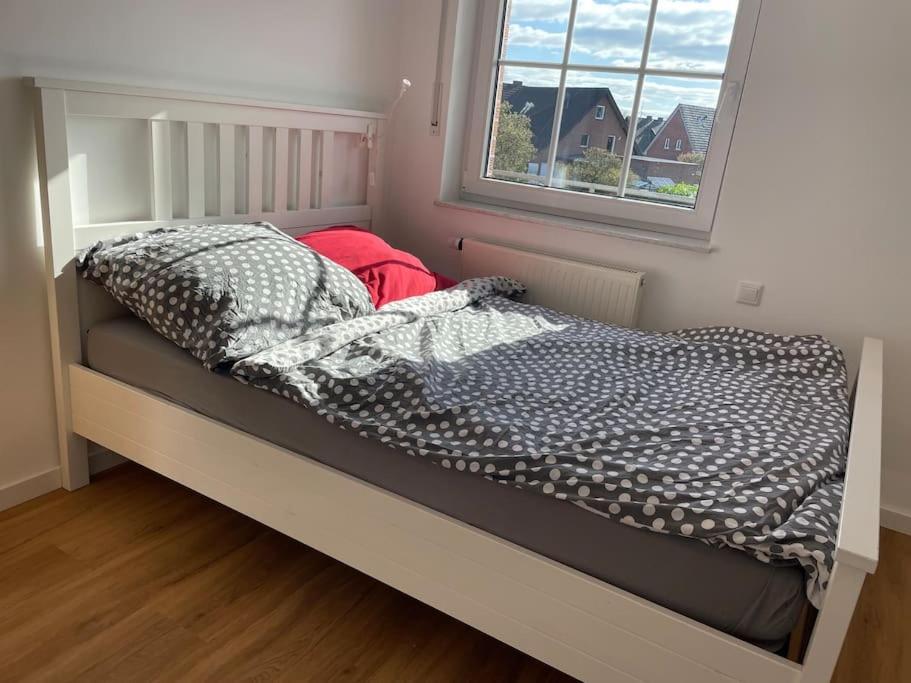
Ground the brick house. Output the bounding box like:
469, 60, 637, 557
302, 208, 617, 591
644, 103, 715, 160
502, 81, 630, 174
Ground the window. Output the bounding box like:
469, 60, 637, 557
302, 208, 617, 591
675, 139, 683, 151
463, 0, 760, 238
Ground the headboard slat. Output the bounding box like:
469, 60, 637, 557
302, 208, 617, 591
218, 124, 235, 217
248, 125, 264, 215
150, 120, 173, 220
319, 131, 335, 209
298, 129, 314, 211
186, 121, 206, 219
274, 127, 290, 214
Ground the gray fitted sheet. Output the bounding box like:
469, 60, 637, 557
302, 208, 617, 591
86, 316, 806, 649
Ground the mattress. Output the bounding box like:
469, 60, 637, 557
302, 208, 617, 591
86, 316, 807, 649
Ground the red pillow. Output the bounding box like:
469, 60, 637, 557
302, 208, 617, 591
295, 226, 457, 308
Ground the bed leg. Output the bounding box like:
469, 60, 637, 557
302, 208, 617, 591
34, 88, 91, 492
800, 563, 866, 683
59, 433, 90, 491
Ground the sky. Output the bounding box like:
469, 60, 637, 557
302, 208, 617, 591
500, 0, 737, 117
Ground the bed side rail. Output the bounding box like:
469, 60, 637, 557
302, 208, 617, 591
835, 336, 883, 573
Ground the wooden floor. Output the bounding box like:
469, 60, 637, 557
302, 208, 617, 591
0, 464, 906, 682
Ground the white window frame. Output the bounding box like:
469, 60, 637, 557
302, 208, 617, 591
594, 104, 606, 120
663, 137, 671, 150
675, 138, 683, 151
462, 0, 761, 238
580, 133, 590, 148
606, 135, 616, 153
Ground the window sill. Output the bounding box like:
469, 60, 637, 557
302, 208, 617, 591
434, 198, 714, 254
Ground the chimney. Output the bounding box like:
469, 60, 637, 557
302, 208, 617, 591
512, 80, 523, 87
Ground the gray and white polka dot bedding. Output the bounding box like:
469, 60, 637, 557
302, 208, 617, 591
233, 276, 850, 607
77, 222, 375, 369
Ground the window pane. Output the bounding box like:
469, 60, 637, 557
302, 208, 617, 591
569, 0, 651, 67
501, 0, 572, 64
486, 66, 561, 185
626, 75, 721, 206
550, 71, 637, 196
648, 0, 738, 73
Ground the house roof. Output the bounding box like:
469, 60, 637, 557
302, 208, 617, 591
676, 104, 716, 153
502, 82, 628, 157
644, 103, 716, 156
633, 116, 664, 154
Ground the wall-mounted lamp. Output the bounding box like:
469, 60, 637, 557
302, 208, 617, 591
388, 77, 412, 119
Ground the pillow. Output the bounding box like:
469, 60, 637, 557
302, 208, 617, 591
77, 222, 375, 369
295, 226, 457, 308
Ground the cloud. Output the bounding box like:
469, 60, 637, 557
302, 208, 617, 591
505, 24, 567, 56
640, 76, 721, 113
507, 0, 574, 23
504, 0, 737, 71
569, 25, 650, 67
572, 0, 653, 31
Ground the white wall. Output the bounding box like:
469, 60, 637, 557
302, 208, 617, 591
383, 1, 911, 516
0, 0, 399, 502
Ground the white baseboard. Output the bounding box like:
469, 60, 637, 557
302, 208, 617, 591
881, 504, 911, 536
0, 446, 125, 514
0, 467, 61, 512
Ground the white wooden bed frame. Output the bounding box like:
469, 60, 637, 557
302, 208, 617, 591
32, 78, 882, 683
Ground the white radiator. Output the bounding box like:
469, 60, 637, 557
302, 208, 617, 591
459, 238, 644, 328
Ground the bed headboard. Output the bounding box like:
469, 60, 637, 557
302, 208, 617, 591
30, 77, 386, 489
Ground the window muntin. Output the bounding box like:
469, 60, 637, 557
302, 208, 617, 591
464, 0, 758, 236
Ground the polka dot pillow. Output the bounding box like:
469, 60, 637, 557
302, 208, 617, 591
77, 222, 375, 369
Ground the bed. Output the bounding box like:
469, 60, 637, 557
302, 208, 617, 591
86, 315, 807, 650
32, 78, 882, 683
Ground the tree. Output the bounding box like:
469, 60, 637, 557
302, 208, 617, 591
676, 151, 705, 164
492, 102, 536, 173
567, 147, 637, 188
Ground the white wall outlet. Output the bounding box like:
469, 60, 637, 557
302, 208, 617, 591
736, 280, 764, 306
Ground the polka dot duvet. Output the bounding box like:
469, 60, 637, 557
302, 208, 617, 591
231, 276, 851, 607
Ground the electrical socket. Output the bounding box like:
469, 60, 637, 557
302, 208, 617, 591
735, 280, 764, 306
